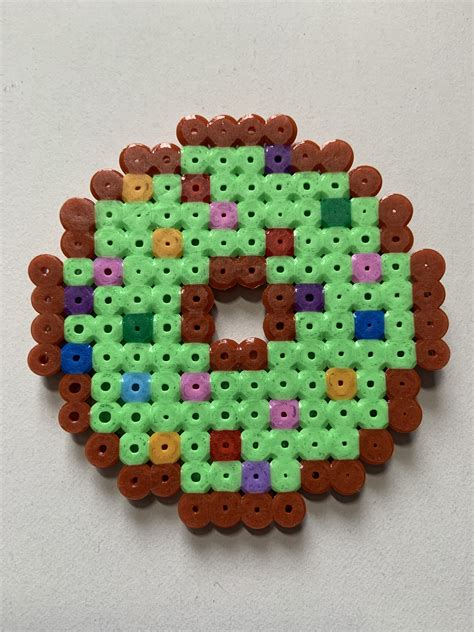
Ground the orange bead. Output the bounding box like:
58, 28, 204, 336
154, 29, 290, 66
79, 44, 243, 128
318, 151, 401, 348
122, 173, 153, 202
326, 368, 357, 400
149, 432, 180, 464
152, 228, 183, 258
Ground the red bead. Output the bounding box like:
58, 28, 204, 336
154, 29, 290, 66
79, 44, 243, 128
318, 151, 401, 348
58, 401, 90, 433
59, 198, 95, 232
151, 143, 181, 174
59, 374, 91, 402
411, 249, 446, 281
27, 344, 61, 377
388, 398, 423, 433
241, 493, 273, 530
385, 369, 421, 398
380, 226, 414, 253
181, 174, 210, 203
28, 254, 63, 287
119, 144, 152, 174
265, 229, 294, 256
210, 430, 241, 461
90, 169, 123, 200
31, 313, 64, 345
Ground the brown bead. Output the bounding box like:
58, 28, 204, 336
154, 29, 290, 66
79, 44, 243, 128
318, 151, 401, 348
239, 337, 268, 370
210, 339, 240, 371
209, 492, 241, 528
241, 493, 273, 530
380, 226, 414, 253
178, 493, 210, 529
28, 254, 63, 286
119, 143, 152, 174
265, 229, 294, 257
301, 460, 332, 494
85, 433, 119, 468
151, 143, 181, 174
237, 114, 266, 145
291, 140, 321, 172
263, 313, 295, 340
263, 284, 294, 313
27, 343, 61, 376
264, 114, 297, 145
359, 429, 394, 465
410, 249, 446, 281
31, 285, 64, 314
59, 373, 91, 402
150, 463, 181, 498
181, 174, 210, 203
412, 279, 446, 309
60, 230, 94, 258
330, 460, 366, 496
388, 398, 423, 433
31, 313, 64, 345
416, 339, 450, 371
320, 139, 354, 172
117, 465, 151, 500
379, 194, 413, 227
181, 313, 215, 343
209, 257, 237, 290
58, 401, 90, 434
237, 256, 266, 288
176, 115, 209, 146
90, 169, 123, 200
385, 369, 421, 398
59, 197, 95, 232
181, 285, 214, 313
349, 166, 382, 197
272, 492, 306, 529
414, 308, 449, 340
207, 115, 239, 147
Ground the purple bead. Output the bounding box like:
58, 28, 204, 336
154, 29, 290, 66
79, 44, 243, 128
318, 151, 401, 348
241, 461, 271, 493
64, 286, 94, 315
269, 400, 299, 429
209, 201, 238, 229
264, 145, 292, 174
352, 253, 382, 283
94, 257, 123, 286
295, 284, 324, 311
180, 372, 211, 401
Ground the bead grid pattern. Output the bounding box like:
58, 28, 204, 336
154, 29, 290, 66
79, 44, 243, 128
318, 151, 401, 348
28, 114, 450, 531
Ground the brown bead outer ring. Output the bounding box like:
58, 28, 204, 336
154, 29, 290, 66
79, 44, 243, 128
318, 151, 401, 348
379, 194, 413, 227
416, 339, 451, 371
181, 313, 215, 343
385, 369, 421, 398
119, 144, 152, 174
272, 493, 306, 529
28, 254, 63, 287
176, 115, 209, 146
209, 492, 241, 529
238, 337, 268, 370
210, 339, 240, 371
411, 249, 446, 281
209, 257, 237, 290
207, 115, 239, 147
237, 256, 266, 289
388, 398, 423, 433
61, 230, 94, 258
320, 139, 354, 173
59, 374, 91, 402
150, 463, 181, 498
59, 198, 95, 232
330, 460, 366, 496
263, 284, 295, 313
412, 280, 446, 310
31, 313, 64, 345
181, 284, 214, 313
237, 114, 266, 145
263, 313, 296, 341
359, 430, 394, 465
85, 433, 120, 468
414, 308, 449, 340
31, 285, 64, 314
90, 169, 123, 200
27, 344, 61, 377
301, 460, 332, 494
151, 143, 181, 174
291, 140, 321, 172
380, 226, 414, 253
178, 493, 211, 529
58, 401, 90, 434
240, 493, 273, 530
117, 465, 151, 501
264, 114, 298, 145
349, 165, 383, 197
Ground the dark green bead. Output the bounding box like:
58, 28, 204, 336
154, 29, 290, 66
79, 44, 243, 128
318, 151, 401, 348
321, 198, 351, 227
123, 313, 153, 342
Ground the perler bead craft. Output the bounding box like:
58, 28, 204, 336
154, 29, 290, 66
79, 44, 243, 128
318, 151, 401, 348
28, 114, 451, 531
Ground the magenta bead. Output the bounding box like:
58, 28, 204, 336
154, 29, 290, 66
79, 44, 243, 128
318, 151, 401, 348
180, 372, 211, 401
269, 399, 299, 429
94, 257, 123, 286
352, 253, 381, 283
209, 201, 238, 229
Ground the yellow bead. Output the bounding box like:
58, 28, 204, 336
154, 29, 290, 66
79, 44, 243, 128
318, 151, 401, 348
122, 174, 153, 202
149, 432, 181, 464
325, 368, 357, 400
152, 228, 183, 258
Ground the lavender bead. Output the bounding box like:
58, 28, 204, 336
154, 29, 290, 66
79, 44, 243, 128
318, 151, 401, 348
241, 461, 271, 493
94, 257, 123, 286
352, 253, 382, 283
64, 286, 94, 315
180, 372, 211, 401
209, 201, 238, 229
295, 284, 324, 312
264, 144, 292, 174
269, 400, 299, 429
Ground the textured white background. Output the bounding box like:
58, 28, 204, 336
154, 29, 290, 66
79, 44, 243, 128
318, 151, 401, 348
1, 2, 472, 631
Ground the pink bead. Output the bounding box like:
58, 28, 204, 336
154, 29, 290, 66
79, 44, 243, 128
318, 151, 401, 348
180, 372, 211, 401
352, 253, 381, 283
94, 257, 123, 286
209, 201, 238, 229
269, 400, 299, 429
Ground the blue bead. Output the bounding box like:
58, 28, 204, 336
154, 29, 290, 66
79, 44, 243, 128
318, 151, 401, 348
121, 372, 151, 402
61, 342, 92, 374
354, 310, 385, 340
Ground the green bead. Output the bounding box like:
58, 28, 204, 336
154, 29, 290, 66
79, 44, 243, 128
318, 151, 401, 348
179, 256, 209, 284
292, 172, 321, 199
321, 198, 351, 228
94, 228, 127, 257
209, 401, 240, 430
179, 343, 210, 372
152, 175, 181, 201
121, 403, 152, 433
208, 148, 238, 174
182, 229, 209, 256
181, 402, 211, 431
297, 370, 326, 399
123, 313, 153, 342
150, 343, 180, 371
381, 253, 410, 280
150, 402, 182, 432
325, 340, 356, 368
234, 174, 265, 201
350, 227, 380, 253
266, 369, 298, 399
293, 200, 322, 227
294, 257, 323, 283
122, 286, 152, 313
328, 428, 359, 459
268, 341, 298, 369
180, 430, 210, 462
235, 146, 264, 174
357, 399, 388, 429
95, 200, 123, 228
270, 458, 301, 492
63, 258, 93, 286
385, 340, 416, 369
354, 341, 386, 370
121, 202, 152, 231
152, 314, 181, 343
94, 315, 123, 342
356, 370, 386, 399
385, 310, 415, 340
320, 173, 350, 199
324, 312, 354, 339
266, 256, 295, 283
237, 228, 265, 255
180, 462, 211, 493
154, 259, 182, 285
321, 254, 352, 282
150, 371, 180, 402
151, 203, 182, 228
269, 429, 299, 459
93, 287, 123, 315
238, 400, 270, 430
90, 402, 122, 433
237, 200, 266, 227
322, 228, 351, 254
299, 400, 328, 428
295, 313, 325, 340
264, 174, 293, 201
64, 315, 95, 344
180, 202, 210, 230
295, 341, 326, 370
241, 430, 271, 460
352, 283, 383, 310
180, 146, 210, 174
294, 225, 324, 256
265, 201, 294, 228
211, 173, 237, 201
298, 428, 330, 460
327, 400, 358, 428
151, 285, 181, 314
350, 197, 379, 226
239, 370, 268, 399
92, 341, 123, 372
207, 229, 238, 257
209, 461, 242, 492
122, 255, 154, 286
211, 371, 240, 401
381, 280, 413, 311
324, 283, 353, 311
122, 343, 151, 372
119, 433, 150, 465
91, 372, 122, 403
125, 231, 152, 256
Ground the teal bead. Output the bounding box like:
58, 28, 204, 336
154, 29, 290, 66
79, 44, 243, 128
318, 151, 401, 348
385, 340, 416, 369
179, 343, 210, 372
207, 229, 239, 257
234, 174, 265, 201
150, 402, 182, 432
238, 400, 270, 430
322, 228, 351, 254
91, 372, 122, 403
293, 200, 322, 227
356, 370, 386, 399
241, 430, 271, 460
264, 174, 293, 201
152, 314, 181, 343
180, 462, 211, 493
180, 430, 210, 462
179, 256, 209, 284
237, 228, 266, 255
265, 201, 295, 228
325, 339, 356, 368
92, 341, 123, 372
181, 402, 211, 431
209, 461, 242, 492
294, 226, 324, 256
295, 313, 325, 340
266, 369, 299, 399
63, 258, 93, 286
239, 370, 268, 399
381, 253, 410, 280
122, 343, 151, 372
354, 340, 386, 370
292, 172, 321, 199
350, 227, 380, 253
385, 310, 415, 340
151, 285, 181, 314
95, 200, 123, 228
294, 257, 323, 283
297, 370, 326, 399
121, 403, 152, 433
352, 283, 383, 310
381, 280, 413, 310
357, 399, 388, 429
235, 146, 264, 174
320, 172, 350, 199
350, 197, 379, 226
208, 148, 238, 174
122, 255, 154, 286
119, 433, 150, 465
267, 341, 298, 369
150, 343, 180, 371
209, 401, 240, 430
211, 371, 240, 401
270, 458, 301, 492
152, 174, 181, 201
321, 254, 352, 282
180, 146, 210, 174
180, 203, 210, 230
295, 341, 326, 370
299, 400, 328, 428
328, 428, 359, 460
266, 256, 295, 283
327, 400, 358, 428
154, 259, 182, 285
324, 312, 354, 339
90, 402, 122, 433
93, 287, 123, 315
151, 203, 182, 228
297, 428, 330, 460
94, 315, 122, 342
121, 202, 152, 231
237, 200, 266, 227
64, 315, 95, 344
210, 173, 237, 201
269, 429, 299, 459
182, 229, 209, 256
324, 283, 353, 311
122, 286, 152, 313
150, 371, 180, 402
94, 228, 127, 257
